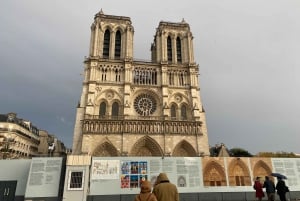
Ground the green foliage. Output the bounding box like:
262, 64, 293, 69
256, 151, 299, 158
229, 147, 253, 157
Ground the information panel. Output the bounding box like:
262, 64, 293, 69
25, 157, 63, 198
89, 157, 203, 195
89, 157, 300, 195
272, 158, 300, 187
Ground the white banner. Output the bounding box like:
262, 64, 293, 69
91, 159, 120, 180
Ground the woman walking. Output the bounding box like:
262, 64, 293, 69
253, 177, 265, 201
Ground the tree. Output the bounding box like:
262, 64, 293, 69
256, 151, 298, 158
229, 147, 253, 157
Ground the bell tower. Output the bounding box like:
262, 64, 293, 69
72, 11, 210, 157
151, 19, 195, 64
88, 9, 134, 59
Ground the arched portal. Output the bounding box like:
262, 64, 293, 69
130, 136, 163, 156
203, 161, 227, 186
228, 158, 251, 186
253, 160, 272, 179
92, 141, 119, 156
172, 140, 196, 157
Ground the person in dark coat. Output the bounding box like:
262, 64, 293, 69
254, 177, 264, 201
152, 173, 179, 201
276, 177, 287, 201
134, 180, 157, 201
263, 176, 275, 201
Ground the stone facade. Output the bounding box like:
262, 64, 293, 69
0, 113, 66, 159
0, 112, 39, 159
72, 10, 210, 157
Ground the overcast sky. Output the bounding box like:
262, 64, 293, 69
1, 0, 299, 154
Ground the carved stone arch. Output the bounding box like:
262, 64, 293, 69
178, 100, 191, 110
176, 32, 184, 40
95, 89, 123, 106
133, 88, 161, 100
228, 158, 251, 186
129, 136, 163, 156
253, 160, 272, 179
172, 140, 196, 157
169, 102, 179, 109
113, 26, 126, 34
97, 98, 109, 106
203, 160, 227, 186
92, 139, 120, 156
101, 25, 113, 33
179, 102, 190, 112
111, 99, 122, 106
170, 92, 190, 105
167, 32, 176, 39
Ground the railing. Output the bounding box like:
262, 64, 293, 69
82, 116, 202, 135
84, 115, 195, 121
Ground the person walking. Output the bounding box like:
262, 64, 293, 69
253, 177, 265, 201
152, 173, 179, 201
263, 176, 275, 201
276, 177, 288, 201
134, 180, 157, 201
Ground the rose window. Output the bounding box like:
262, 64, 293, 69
134, 94, 157, 116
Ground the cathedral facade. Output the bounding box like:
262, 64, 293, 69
72, 10, 210, 157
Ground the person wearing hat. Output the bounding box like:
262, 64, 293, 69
152, 173, 179, 201
134, 180, 157, 201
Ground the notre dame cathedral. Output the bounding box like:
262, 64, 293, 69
72, 10, 210, 157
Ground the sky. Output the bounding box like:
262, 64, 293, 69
1, 0, 299, 155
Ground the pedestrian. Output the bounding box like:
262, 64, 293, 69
263, 176, 275, 201
253, 177, 265, 201
152, 173, 179, 201
134, 180, 157, 201
276, 177, 288, 201
153, 175, 161, 187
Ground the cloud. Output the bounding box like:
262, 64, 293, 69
1, 0, 299, 153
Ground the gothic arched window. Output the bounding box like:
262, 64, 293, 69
176, 37, 182, 62
167, 36, 172, 62
115, 30, 121, 58
99, 102, 106, 117
103, 29, 110, 58
112, 102, 119, 118
171, 104, 176, 119
181, 105, 187, 120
